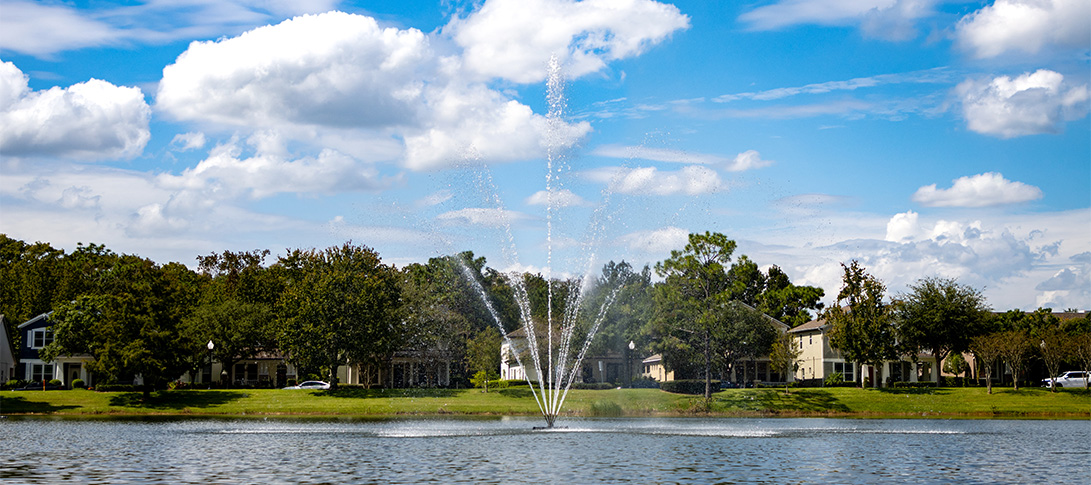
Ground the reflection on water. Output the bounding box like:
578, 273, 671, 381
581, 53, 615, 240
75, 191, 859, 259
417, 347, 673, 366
2, 417, 1089, 484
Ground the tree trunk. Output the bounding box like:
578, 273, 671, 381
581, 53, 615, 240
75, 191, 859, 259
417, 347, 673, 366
703, 331, 711, 401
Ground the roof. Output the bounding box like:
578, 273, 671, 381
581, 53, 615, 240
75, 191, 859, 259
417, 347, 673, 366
17, 312, 52, 329
642, 354, 663, 364
789, 317, 828, 334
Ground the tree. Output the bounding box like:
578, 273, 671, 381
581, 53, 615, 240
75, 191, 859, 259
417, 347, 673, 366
653, 232, 737, 400
183, 299, 274, 386
942, 352, 969, 385
769, 330, 801, 394
1038, 326, 1071, 392
585, 261, 653, 385
996, 329, 1035, 390
895, 277, 991, 384
1072, 333, 1091, 389
827, 261, 898, 387
970, 333, 1004, 394
43, 255, 202, 398
276, 243, 402, 390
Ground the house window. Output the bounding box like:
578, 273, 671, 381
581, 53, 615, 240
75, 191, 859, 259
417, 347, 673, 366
833, 361, 854, 382
31, 363, 54, 382
30, 329, 54, 349
808, 334, 812, 345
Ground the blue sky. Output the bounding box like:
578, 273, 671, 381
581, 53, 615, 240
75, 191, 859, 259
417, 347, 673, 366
1, 0, 1088, 311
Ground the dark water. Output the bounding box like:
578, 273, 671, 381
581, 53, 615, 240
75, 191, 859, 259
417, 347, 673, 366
2, 416, 1089, 484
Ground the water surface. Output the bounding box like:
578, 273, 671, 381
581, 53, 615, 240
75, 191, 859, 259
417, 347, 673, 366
3, 417, 1088, 484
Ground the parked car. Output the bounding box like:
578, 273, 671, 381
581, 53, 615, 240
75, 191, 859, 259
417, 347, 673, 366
1040, 371, 1089, 388
283, 380, 330, 390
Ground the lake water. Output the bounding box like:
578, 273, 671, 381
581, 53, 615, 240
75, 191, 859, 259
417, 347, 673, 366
2, 416, 1088, 484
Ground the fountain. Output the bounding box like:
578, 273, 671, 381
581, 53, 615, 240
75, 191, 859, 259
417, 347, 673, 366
456, 55, 623, 428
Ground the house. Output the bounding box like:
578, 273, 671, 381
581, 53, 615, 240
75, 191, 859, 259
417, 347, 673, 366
500, 327, 633, 384
641, 354, 673, 382
1, 315, 16, 383
788, 316, 938, 387
16, 312, 96, 387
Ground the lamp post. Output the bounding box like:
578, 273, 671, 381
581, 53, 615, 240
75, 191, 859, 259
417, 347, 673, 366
628, 340, 635, 386
206, 340, 214, 389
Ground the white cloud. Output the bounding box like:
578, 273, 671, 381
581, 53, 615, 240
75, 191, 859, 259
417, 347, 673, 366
617, 226, 690, 254
170, 132, 207, 151
447, 0, 689, 84
156, 135, 391, 200
0, 61, 150, 160
912, 173, 1043, 208
157, 12, 430, 129
436, 207, 531, 227
601, 166, 722, 196
739, 0, 937, 40
157, 11, 592, 171
526, 189, 589, 207
402, 82, 591, 170
956, 0, 1090, 59
0, 0, 340, 57
593, 144, 727, 165
727, 150, 774, 172
592, 145, 772, 172
956, 70, 1089, 138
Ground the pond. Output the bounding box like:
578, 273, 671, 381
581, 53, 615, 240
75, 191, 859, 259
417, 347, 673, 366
2, 416, 1088, 484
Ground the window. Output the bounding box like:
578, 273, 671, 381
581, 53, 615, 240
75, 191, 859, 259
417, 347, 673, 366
30, 329, 53, 349
834, 361, 854, 382
31, 363, 54, 382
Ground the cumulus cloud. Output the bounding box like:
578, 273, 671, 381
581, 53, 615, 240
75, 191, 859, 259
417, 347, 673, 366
157, 12, 429, 129
956, 70, 1089, 138
156, 135, 390, 200
0, 61, 150, 160
526, 189, 589, 207
956, 0, 1090, 59
157, 11, 592, 171
873, 211, 1059, 286
447, 0, 689, 84
912, 173, 1043, 208
727, 150, 773, 172
739, 0, 937, 40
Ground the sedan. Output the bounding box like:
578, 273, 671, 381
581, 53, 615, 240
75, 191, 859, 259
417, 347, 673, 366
283, 380, 331, 390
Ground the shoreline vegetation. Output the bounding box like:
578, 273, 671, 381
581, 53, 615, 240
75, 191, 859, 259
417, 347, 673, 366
3, 387, 1088, 419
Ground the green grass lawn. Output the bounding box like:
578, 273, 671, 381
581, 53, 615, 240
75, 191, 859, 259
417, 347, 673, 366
2, 386, 1088, 418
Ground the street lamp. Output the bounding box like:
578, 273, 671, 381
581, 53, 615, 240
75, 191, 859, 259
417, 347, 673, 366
628, 340, 635, 386
206, 340, 214, 389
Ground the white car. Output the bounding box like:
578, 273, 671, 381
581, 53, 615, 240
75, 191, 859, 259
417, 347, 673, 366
1041, 371, 1089, 388
283, 380, 331, 390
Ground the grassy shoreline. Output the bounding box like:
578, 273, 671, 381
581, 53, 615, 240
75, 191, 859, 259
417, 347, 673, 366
2, 386, 1088, 419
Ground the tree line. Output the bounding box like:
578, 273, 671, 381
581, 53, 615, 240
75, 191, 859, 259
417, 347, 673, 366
4, 232, 1084, 399
826, 261, 1091, 392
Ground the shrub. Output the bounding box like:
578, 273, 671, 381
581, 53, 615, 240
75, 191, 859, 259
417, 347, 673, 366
48, 379, 63, 387
660, 379, 719, 394
3, 379, 25, 390
572, 382, 616, 390
95, 384, 140, 392
824, 372, 844, 386
590, 400, 623, 417
71, 379, 86, 389
629, 376, 660, 389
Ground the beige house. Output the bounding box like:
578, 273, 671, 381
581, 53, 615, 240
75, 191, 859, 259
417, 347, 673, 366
788, 317, 938, 387
501, 327, 630, 384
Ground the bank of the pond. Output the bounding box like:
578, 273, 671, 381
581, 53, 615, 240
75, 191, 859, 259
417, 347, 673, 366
2, 386, 1088, 418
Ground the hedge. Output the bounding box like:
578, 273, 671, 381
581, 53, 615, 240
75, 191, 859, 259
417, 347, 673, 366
661, 379, 720, 394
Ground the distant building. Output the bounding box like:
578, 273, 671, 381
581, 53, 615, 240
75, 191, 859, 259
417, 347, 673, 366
15, 312, 96, 387
0, 315, 16, 382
